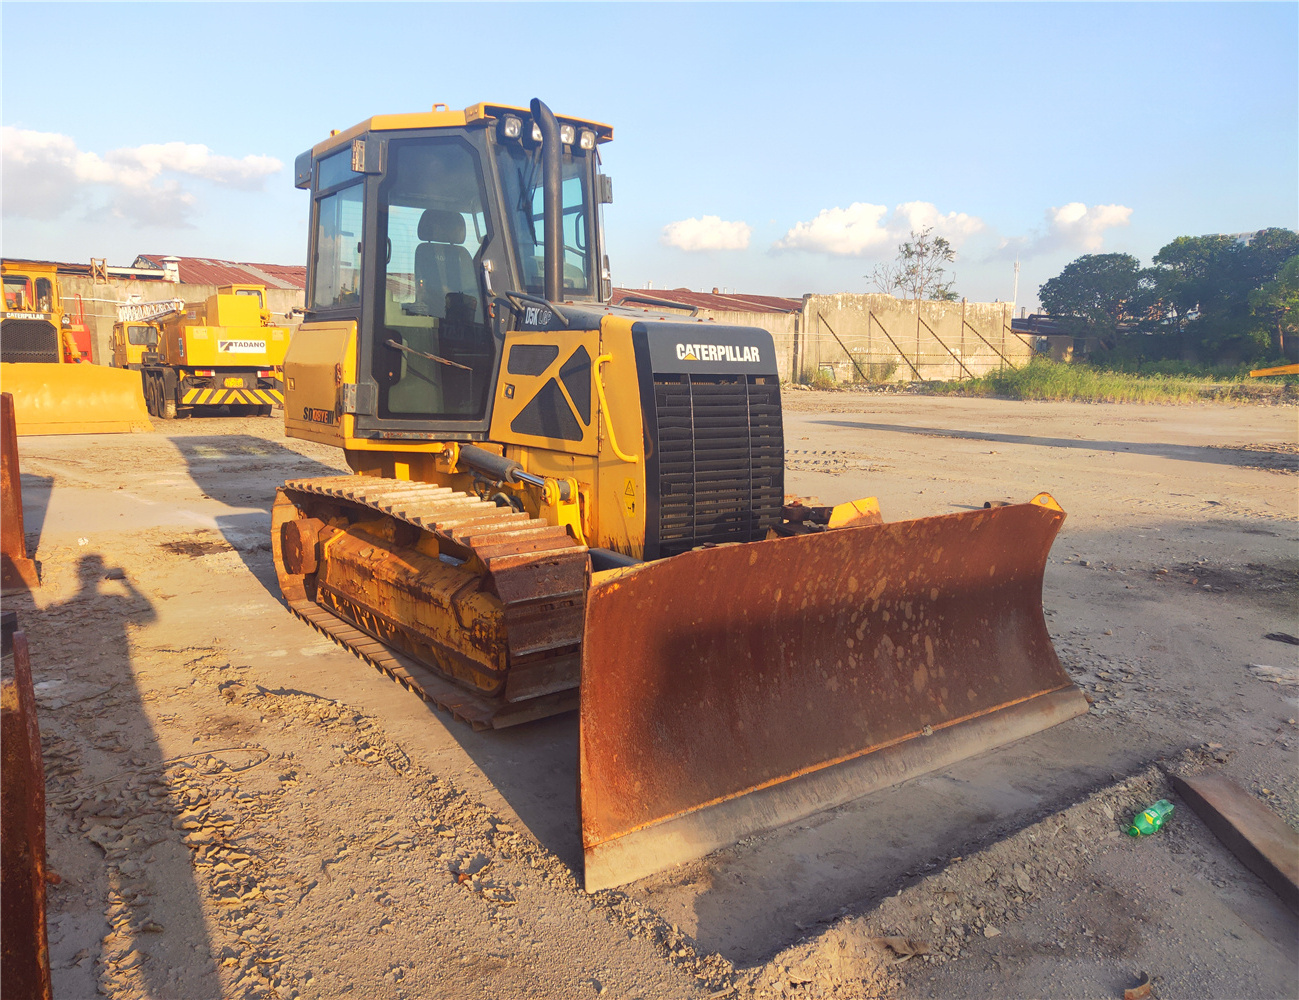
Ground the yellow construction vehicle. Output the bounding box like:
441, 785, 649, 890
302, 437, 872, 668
111, 320, 162, 370
272, 100, 1087, 890
1, 260, 152, 435
129, 285, 291, 418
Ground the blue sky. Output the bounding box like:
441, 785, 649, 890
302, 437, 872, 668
3, 2, 1296, 308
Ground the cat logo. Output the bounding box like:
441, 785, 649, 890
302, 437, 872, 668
675, 342, 761, 362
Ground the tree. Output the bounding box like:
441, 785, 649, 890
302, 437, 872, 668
1250, 255, 1299, 357
1151, 229, 1299, 361
1038, 253, 1145, 342
866, 226, 958, 300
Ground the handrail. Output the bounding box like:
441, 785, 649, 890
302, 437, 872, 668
594, 354, 638, 463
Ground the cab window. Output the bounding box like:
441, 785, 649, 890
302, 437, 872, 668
34, 278, 54, 312
234, 288, 264, 308
311, 183, 364, 311
126, 325, 157, 347
372, 137, 493, 420
4, 275, 31, 310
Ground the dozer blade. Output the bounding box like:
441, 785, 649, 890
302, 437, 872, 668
0, 363, 152, 435
579, 493, 1087, 891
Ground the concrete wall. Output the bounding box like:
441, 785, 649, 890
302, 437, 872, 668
634, 295, 1032, 384
58, 275, 304, 365
793, 294, 1033, 383
696, 310, 801, 381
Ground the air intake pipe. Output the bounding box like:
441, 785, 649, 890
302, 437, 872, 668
530, 98, 563, 304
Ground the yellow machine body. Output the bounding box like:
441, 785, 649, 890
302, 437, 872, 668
272, 101, 1087, 890
1, 260, 152, 435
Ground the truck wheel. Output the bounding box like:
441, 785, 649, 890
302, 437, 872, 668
143, 375, 157, 417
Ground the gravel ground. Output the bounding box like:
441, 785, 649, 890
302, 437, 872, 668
7, 393, 1297, 1000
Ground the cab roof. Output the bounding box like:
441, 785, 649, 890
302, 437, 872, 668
312, 102, 614, 158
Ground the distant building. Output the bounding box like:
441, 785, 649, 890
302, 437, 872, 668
611, 286, 801, 315
132, 255, 305, 290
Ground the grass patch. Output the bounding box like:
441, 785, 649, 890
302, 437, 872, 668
921, 358, 1295, 403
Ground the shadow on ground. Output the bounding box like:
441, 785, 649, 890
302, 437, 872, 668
813, 420, 1292, 469
21, 553, 222, 998
167, 434, 343, 597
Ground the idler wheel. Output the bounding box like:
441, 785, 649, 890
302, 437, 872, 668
281, 517, 328, 575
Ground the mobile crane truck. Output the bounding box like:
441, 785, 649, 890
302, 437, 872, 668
121, 285, 291, 418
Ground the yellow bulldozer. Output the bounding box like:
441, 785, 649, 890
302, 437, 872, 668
1, 260, 152, 435
272, 100, 1087, 890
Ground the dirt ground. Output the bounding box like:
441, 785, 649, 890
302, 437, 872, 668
6, 392, 1297, 1000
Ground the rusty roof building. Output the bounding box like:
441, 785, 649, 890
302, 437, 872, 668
610, 287, 801, 314
132, 255, 305, 289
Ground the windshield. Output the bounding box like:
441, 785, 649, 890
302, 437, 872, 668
127, 324, 157, 346
496, 142, 594, 298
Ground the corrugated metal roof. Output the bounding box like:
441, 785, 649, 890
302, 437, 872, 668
611, 287, 801, 315
135, 255, 306, 290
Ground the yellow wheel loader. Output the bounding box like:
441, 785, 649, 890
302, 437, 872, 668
273, 100, 1087, 890
1, 261, 152, 435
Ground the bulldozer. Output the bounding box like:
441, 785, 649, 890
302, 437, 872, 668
1, 260, 152, 435
272, 100, 1088, 891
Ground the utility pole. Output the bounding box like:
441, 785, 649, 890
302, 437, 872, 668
1011, 257, 1021, 315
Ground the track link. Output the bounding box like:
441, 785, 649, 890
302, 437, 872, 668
273, 475, 588, 729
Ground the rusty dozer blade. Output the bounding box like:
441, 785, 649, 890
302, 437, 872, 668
0, 363, 152, 435
579, 493, 1088, 891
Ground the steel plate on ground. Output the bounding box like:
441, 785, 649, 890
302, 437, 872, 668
579, 494, 1088, 890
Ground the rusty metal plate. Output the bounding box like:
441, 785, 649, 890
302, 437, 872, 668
1, 393, 40, 595
579, 494, 1088, 890
1, 630, 52, 999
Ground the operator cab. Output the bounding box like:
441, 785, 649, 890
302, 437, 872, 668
295, 102, 613, 439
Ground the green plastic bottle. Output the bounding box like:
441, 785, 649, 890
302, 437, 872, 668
1127, 799, 1175, 836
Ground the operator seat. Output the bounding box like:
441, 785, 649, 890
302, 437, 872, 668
414, 209, 476, 320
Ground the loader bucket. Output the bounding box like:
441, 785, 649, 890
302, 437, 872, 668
579, 493, 1088, 891
0, 363, 152, 435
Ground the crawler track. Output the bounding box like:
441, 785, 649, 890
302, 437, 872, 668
272, 475, 588, 729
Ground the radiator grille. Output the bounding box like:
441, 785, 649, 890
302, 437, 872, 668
652, 375, 784, 557
1, 320, 60, 364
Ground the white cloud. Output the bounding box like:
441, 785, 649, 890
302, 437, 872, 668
998, 202, 1133, 258
1, 126, 282, 226
894, 201, 985, 241
1040, 202, 1132, 252
774, 201, 984, 256
662, 215, 752, 252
